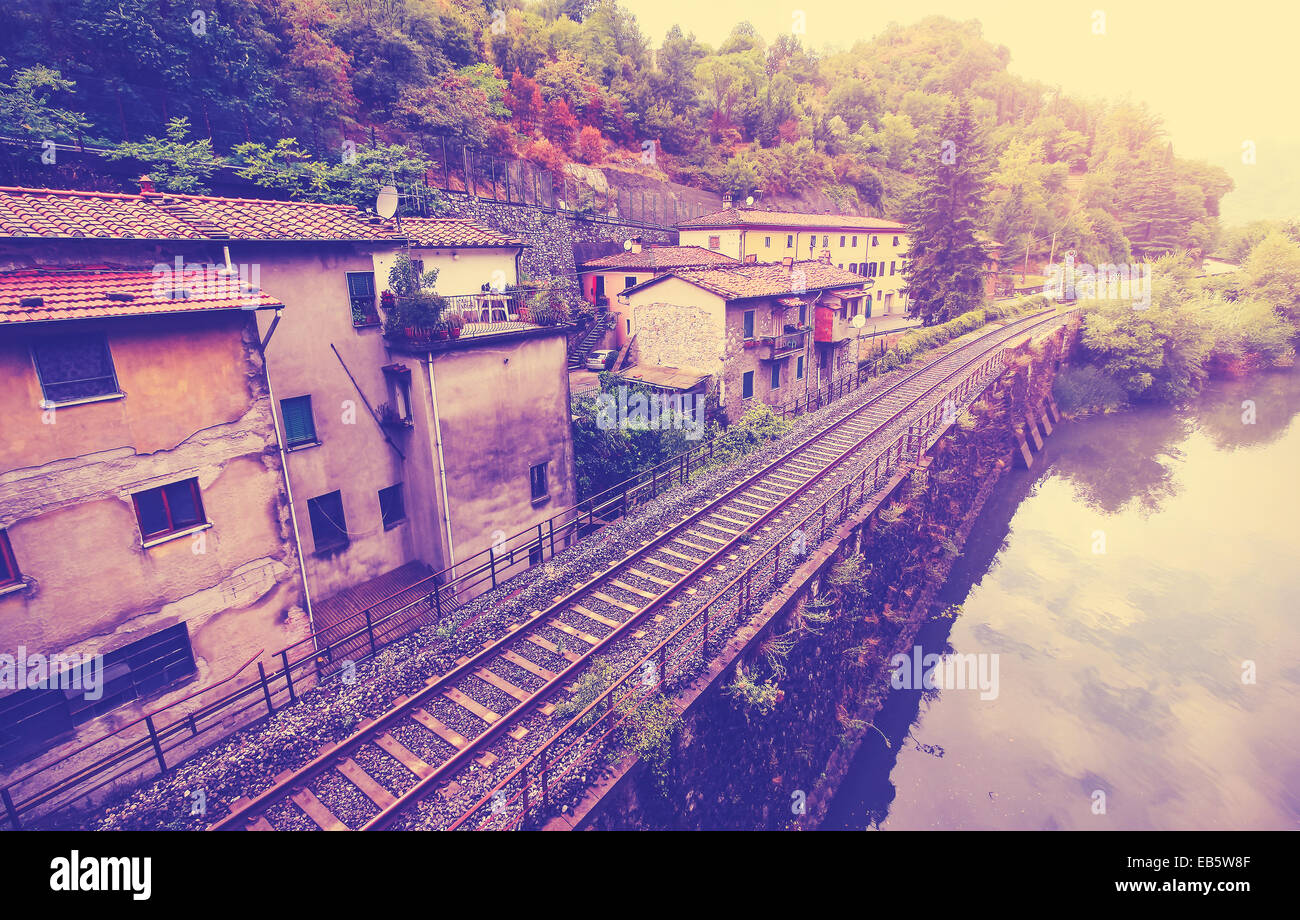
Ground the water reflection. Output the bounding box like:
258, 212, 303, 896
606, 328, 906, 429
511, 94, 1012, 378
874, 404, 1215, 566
822, 367, 1300, 831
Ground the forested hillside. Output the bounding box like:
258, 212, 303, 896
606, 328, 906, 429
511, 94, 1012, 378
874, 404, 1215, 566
0, 0, 1233, 263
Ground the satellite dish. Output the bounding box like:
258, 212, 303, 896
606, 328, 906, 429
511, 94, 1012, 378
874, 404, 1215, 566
376, 185, 399, 220
623, 239, 633, 250
851, 314, 867, 329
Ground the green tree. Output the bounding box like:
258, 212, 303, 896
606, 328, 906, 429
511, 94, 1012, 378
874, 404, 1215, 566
0, 61, 90, 141
107, 117, 225, 193
902, 103, 991, 325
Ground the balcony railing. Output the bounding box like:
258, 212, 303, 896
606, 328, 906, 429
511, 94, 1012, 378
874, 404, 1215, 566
756, 329, 809, 359
384, 292, 570, 348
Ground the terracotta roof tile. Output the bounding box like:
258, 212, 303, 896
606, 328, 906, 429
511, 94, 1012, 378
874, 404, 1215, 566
0, 186, 402, 242
632, 260, 871, 301
400, 217, 524, 248
677, 207, 908, 232
580, 246, 739, 270
0, 266, 284, 324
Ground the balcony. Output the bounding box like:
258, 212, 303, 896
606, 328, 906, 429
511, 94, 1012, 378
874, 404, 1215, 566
755, 329, 809, 360
384, 292, 571, 351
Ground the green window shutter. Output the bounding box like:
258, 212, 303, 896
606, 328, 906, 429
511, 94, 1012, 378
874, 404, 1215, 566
282, 396, 316, 446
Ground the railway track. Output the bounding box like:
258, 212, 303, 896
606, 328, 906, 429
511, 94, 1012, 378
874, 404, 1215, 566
210, 307, 1064, 832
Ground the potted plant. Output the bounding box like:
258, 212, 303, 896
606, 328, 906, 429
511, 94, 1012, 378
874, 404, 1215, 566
445, 311, 465, 339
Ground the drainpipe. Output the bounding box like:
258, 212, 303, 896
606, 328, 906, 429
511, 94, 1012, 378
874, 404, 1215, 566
256, 305, 317, 638
426, 353, 457, 571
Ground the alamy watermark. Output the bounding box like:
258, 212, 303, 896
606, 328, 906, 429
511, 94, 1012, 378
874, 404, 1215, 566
595, 387, 706, 440
1044, 250, 1151, 309
152, 257, 264, 307
0, 646, 104, 700
891, 645, 999, 700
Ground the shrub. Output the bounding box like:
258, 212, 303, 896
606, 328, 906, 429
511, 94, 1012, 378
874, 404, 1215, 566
1053, 365, 1128, 414
575, 126, 606, 164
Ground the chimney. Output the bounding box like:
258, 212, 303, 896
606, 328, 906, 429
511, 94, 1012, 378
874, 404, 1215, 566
137, 175, 157, 195
722, 193, 733, 210
744, 254, 757, 264
781, 256, 794, 269
630, 237, 643, 254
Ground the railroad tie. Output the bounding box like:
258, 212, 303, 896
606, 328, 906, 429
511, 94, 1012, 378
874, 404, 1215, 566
549, 618, 601, 646
375, 733, 435, 779
411, 708, 469, 750
575, 601, 627, 626
502, 649, 557, 680
444, 687, 501, 723
474, 667, 530, 703
290, 787, 348, 831
336, 757, 397, 809
525, 633, 581, 663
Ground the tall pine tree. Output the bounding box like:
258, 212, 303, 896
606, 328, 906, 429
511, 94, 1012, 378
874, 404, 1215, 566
902, 102, 992, 325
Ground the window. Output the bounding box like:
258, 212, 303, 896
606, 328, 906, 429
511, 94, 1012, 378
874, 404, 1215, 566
798, 305, 807, 326
837, 263, 844, 270
852, 235, 858, 247
839, 235, 846, 247
742, 371, 755, 399
31, 334, 120, 405
624, 276, 637, 290
530, 462, 549, 501
770, 363, 781, 390
133, 479, 206, 542
742, 310, 755, 339
308, 490, 348, 553
626, 318, 632, 335
594, 275, 605, 298
708, 235, 721, 250
893, 235, 900, 246
346, 272, 378, 326
379, 484, 406, 529
890, 261, 897, 276
281, 396, 317, 447
808, 237, 815, 253
0, 530, 21, 588
796, 356, 805, 380
872, 235, 880, 246
764, 236, 772, 248
786, 234, 794, 248
866, 294, 873, 317
822, 235, 829, 247
0, 624, 197, 753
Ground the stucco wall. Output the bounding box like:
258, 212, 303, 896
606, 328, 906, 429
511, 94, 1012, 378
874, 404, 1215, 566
415, 329, 577, 579
0, 306, 308, 778
372, 246, 519, 298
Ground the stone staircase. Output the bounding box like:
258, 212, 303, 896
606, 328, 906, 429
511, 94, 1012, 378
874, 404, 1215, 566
568, 311, 615, 369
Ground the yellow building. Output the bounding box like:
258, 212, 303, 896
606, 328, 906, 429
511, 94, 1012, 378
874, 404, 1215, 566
676, 207, 910, 317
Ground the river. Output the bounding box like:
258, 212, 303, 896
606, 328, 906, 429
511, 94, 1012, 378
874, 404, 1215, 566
821, 365, 1300, 831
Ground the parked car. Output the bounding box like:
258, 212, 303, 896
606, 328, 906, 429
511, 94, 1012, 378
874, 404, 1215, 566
586, 349, 616, 371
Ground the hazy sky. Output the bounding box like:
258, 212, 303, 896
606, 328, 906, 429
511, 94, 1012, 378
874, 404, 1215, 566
621, 0, 1295, 220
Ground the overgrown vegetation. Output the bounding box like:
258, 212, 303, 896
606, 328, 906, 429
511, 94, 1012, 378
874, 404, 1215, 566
1070, 243, 1298, 408
2, 6, 1231, 266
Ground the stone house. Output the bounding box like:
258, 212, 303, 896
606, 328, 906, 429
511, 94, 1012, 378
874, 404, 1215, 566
619, 259, 871, 422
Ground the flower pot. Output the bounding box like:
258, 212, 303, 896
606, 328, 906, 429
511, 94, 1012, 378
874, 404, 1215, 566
449, 327, 462, 339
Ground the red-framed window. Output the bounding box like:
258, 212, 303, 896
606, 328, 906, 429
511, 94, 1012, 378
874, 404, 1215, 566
0, 530, 21, 587
132, 479, 207, 542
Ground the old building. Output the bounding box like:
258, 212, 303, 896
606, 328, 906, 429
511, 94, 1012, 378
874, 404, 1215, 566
0, 183, 578, 774
0, 264, 308, 771
619, 259, 871, 422
676, 207, 910, 316
578, 242, 739, 347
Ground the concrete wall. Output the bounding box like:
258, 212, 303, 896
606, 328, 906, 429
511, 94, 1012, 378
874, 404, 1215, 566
0, 307, 307, 779
408, 329, 578, 581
